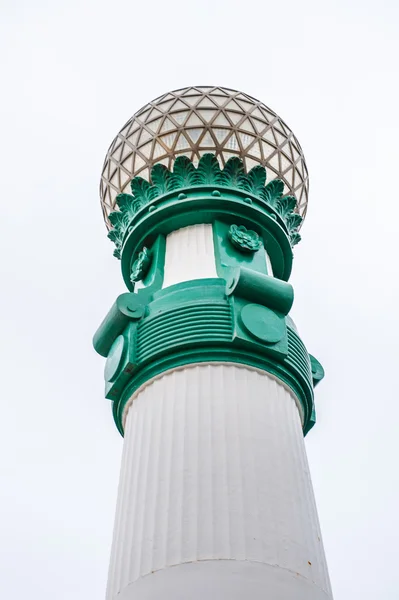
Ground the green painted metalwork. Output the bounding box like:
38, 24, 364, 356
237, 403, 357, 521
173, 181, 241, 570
130, 246, 152, 283
108, 154, 302, 261
134, 234, 166, 293
226, 268, 294, 315
228, 224, 262, 253
240, 304, 285, 343
118, 188, 293, 289
213, 220, 270, 279
93, 293, 145, 358
309, 354, 325, 387
95, 154, 325, 439
94, 278, 319, 437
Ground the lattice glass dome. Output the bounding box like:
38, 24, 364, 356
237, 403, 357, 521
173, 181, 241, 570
100, 86, 309, 228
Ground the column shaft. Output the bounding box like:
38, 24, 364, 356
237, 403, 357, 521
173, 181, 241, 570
106, 365, 332, 600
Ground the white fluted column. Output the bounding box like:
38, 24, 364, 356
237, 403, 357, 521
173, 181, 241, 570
162, 224, 217, 288
160, 223, 274, 288
106, 364, 332, 600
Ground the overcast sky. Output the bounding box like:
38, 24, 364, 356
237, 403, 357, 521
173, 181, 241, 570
1, 0, 399, 598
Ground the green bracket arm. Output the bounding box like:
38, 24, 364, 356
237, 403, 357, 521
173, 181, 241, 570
225, 267, 294, 315
309, 355, 325, 387
93, 293, 145, 357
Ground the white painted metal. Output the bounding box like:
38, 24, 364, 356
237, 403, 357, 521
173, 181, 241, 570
265, 247, 274, 275
161, 223, 276, 289
106, 364, 333, 600
162, 224, 217, 288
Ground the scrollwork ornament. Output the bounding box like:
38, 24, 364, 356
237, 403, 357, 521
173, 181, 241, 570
228, 224, 262, 253
130, 247, 152, 283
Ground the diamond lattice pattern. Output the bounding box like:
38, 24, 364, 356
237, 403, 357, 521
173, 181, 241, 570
100, 86, 309, 228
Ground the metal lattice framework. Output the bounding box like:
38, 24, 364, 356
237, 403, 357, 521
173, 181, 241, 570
100, 86, 309, 229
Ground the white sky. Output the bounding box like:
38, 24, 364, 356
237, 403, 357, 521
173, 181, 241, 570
1, 0, 399, 598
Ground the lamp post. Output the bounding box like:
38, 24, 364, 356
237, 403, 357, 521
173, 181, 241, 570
94, 86, 333, 600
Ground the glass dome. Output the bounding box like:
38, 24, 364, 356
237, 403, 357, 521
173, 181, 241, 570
100, 86, 309, 229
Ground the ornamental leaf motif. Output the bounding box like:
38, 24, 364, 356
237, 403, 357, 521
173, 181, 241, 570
108, 209, 126, 229
246, 165, 267, 196
130, 177, 157, 206
116, 192, 139, 222
107, 213, 127, 259
151, 163, 172, 196
290, 232, 301, 246
285, 211, 303, 247
196, 153, 223, 185
107, 229, 119, 243
286, 213, 302, 231
221, 157, 246, 189
108, 210, 130, 242
107, 229, 122, 258
116, 193, 134, 211
275, 195, 296, 219
261, 179, 284, 206
171, 155, 198, 188
107, 152, 303, 260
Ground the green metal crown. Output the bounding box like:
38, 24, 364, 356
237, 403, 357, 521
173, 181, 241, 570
108, 154, 302, 260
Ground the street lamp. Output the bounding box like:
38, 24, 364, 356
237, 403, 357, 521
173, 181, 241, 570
94, 86, 332, 600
